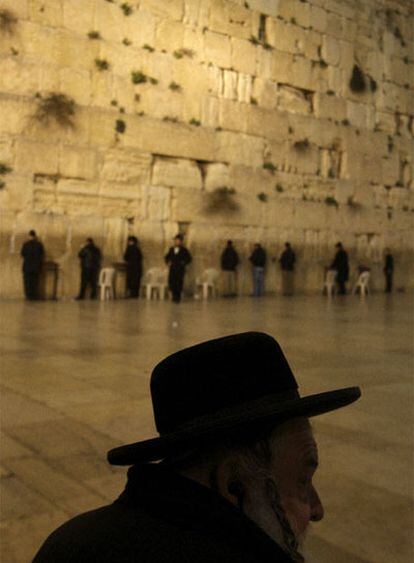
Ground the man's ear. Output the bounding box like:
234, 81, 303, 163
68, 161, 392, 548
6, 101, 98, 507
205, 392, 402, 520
216, 459, 245, 509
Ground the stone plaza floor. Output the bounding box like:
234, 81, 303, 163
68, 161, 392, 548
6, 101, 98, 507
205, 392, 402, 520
0, 293, 413, 563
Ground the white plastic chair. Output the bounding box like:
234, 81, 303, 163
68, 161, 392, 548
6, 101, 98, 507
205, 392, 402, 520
353, 271, 370, 296
143, 268, 168, 300
99, 267, 115, 300
323, 270, 337, 297
195, 268, 220, 300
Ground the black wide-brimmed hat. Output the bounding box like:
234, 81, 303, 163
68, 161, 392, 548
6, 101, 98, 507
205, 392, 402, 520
108, 332, 361, 465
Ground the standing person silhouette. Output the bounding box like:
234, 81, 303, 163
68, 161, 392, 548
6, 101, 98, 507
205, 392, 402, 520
279, 242, 296, 296
20, 230, 44, 300
330, 242, 349, 295
165, 234, 192, 303
124, 236, 143, 298
76, 238, 102, 300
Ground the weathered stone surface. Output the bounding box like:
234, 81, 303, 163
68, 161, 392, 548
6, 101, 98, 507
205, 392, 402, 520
152, 157, 202, 189
0, 0, 412, 301
204, 31, 232, 69
231, 38, 256, 75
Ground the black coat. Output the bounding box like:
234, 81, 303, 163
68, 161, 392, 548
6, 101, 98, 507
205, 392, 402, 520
249, 247, 266, 268
33, 464, 293, 563
384, 254, 394, 273
78, 243, 101, 271
21, 239, 44, 273
124, 245, 143, 276
279, 249, 296, 271
165, 247, 192, 273
221, 246, 239, 271
330, 249, 349, 282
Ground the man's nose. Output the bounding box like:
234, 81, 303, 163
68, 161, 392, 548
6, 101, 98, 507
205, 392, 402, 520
310, 486, 324, 522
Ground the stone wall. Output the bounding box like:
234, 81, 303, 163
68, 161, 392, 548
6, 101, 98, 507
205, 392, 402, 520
0, 0, 413, 297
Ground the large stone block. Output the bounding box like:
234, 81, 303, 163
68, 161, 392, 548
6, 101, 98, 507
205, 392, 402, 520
145, 185, 172, 221
124, 116, 216, 162
154, 18, 184, 53
62, 0, 94, 35
58, 145, 97, 180
204, 162, 231, 191
346, 101, 369, 129
140, 0, 184, 21
218, 99, 248, 133
278, 85, 312, 115
15, 139, 59, 175
93, 1, 125, 43
278, 0, 310, 28
252, 78, 278, 110
60, 68, 91, 106
123, 9, 157, 46
28, 0, 63, 27
214, 131, 264, 167
101, 149, 152, 184
314, 93, 347, 121
247, 0, 280, 18
0, 58, 39, 96
321, 35, 340, 66
204, 31, 231, 69
231, 38, 256, 75
222, 70, 238, 100
246, 106, 289, 140
208, 0, 242, 38
152, 157, 202, 189
309, 5, 327, 33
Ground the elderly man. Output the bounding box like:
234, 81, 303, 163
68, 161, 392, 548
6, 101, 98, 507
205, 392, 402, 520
33, 333, 360, 562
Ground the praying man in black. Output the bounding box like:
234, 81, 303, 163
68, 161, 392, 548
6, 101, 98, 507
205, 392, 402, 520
165, 234, 192, 303
124, 236, 143, 298
76, 238, 102, 300
20, 230, 44, 300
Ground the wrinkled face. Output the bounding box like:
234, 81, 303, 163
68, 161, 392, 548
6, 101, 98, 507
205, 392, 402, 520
241, 419, 323, 555
272, 419, 324, 543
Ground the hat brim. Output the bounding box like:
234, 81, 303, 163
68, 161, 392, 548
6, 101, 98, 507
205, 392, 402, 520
107, 386, 361, 465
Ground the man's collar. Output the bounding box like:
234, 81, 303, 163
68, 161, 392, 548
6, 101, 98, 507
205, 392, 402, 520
117, 463, 293, 562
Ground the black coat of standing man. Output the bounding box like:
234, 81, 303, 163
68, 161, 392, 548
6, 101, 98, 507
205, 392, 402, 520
220, 240, 239, 297
20, 230, 44, 300
330, 242, 349, 295
279, 242, 296, 296
124, 236, 143, 298
383, 248, 394, 293
165, 234, 192, 303
76, 238, 102, 300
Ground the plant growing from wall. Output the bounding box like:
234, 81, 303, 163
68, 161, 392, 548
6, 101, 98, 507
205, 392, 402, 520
34, 93, 76, 128
131, 71, 147, 84
143, 44, 154, 52
205, 187, 239, 213
0, 163, 13, 175
189, 118, 201, 126
251, 97, 258, 105
257, 192, 268, 202
87, 30, 101, 39
293, 139, 310, 151
325, 196, 338, 207
169, 81, 181, 92
263, 162, 276, 173
173, 48, 195, 59
149, 77, 158, 85
122, 38, 131, 46
95, 58, 110, 71
275, 183, 284, 193
115, 119, 126, 133
349, 64, 366, 92
0, 9, 17, 33
120, 3, 133, 16
163, 116, 179, 123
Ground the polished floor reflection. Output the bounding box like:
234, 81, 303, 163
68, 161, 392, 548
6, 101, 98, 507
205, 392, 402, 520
1, 294, 413, 563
